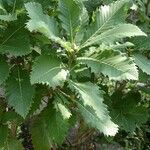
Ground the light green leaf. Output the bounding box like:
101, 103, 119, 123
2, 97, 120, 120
82, 24, 146, 48
31, 55, 68, 88
58, 0, 81, 42
57, 103, 72, 119
81, 0, 130, 48
31, 104, 69, 150
77, 50, 138, 80
25, 2, 58, 38
78, 1, 89, 28
69, 80, 118, 136
25, 2, 72, 51
99, 42, 134, 51
0, 1, 17, 22
133, 53, 150, 75
78, 102, 118, 136
0, 56, 9, 85
54, 93, 72, 119
6, 68, 35, 118
0, 13, 17, 22
0, 1, 5, 12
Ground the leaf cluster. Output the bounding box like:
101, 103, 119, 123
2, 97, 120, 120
0, 0, 150, 149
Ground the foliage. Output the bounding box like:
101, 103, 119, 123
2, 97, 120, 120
0, 0, 149, 149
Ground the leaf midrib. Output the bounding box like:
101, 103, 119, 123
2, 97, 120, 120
77, 57, 126, 74
17, 68, 24, 115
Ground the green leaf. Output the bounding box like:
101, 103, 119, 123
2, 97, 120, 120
98, 42, 134, 51
56, 103, 72, 119
31, 104, 69, 149
1, 111, 23, 124
0, 1, 5, 12
0, 99, 5, 118
83, 0, 103, 12
74, 1, 89, 45
77, 102, 118, 136
3, 137, 23, 150
25, 2, 71, 51
0, 125, 8, 148
133, 53, 150, 75
78, 1, 89, 28
2, 0, 23, 10
0, 13, 17, 21
74, 67, 91, 82
0, 56, 9, 85
77, 50, 138, 80
6, 68, 35, 118
0, 26, 31, 56
28, 86, 45, 115
44, 105, 69, 144
80, 0, 131, 48
31, 119, 52, 150
54, 93, 72, 119
31, 55, 68, 88
139, 70, 150, 82
58, 0, 81, 42
81, 24, 146, 48
131, 35, 150, 51
110, 91, 149, 132
69, 80, 118, 136
25, 2, 58, 38
0, 0, 17, 22
32, 0, 55, 7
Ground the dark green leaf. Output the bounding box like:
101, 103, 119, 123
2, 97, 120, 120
0, 26, 31, 56
6, 68, 35, 118
0, 56, 9, 85
31, 104, 69, 149
110, 91, 149, 132
0, 125, 8, 148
